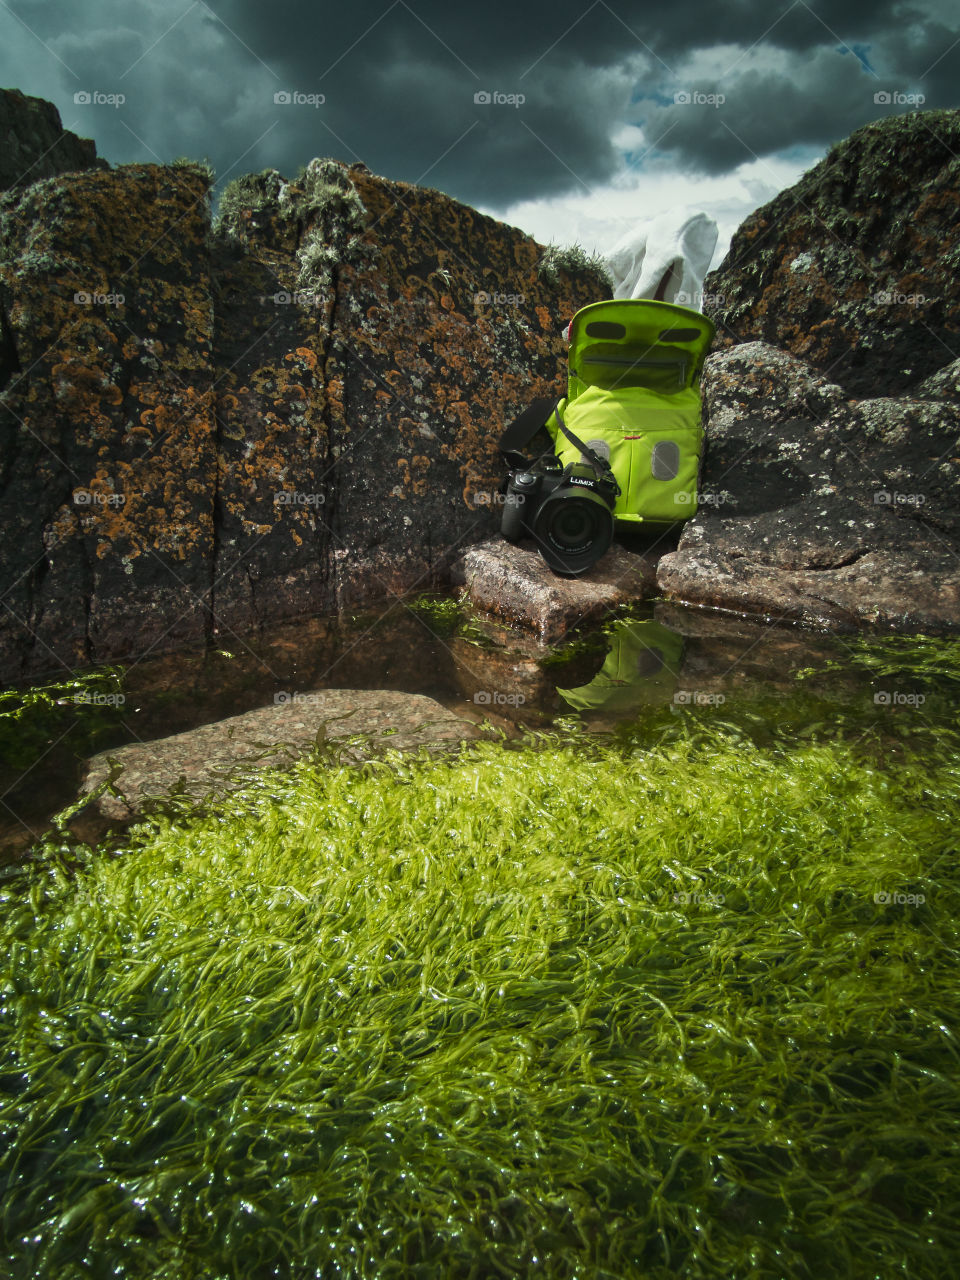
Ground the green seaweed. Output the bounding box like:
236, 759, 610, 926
404, 592, 464, 639
798, 633, 960, 688
2, 698, 959, 1278
0, 667, 126, 771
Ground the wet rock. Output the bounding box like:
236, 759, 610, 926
81, 688, 487, 820
653, 601, 857, 697
704, 110, 960, 397
0, 138, 607, 682
0, 88, 106, 192
447, 625, 558, 728
0, 163, 218, 678
657, 497, 960, 630
451, 537, 658, 642
657, 343, 960, 631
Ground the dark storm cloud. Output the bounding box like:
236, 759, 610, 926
1, 0, 957, 207
197, 0, 959, 194
637, 44, 926, 176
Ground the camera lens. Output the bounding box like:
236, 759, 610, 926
533, 488, 614, 575
551, 503, 597, 548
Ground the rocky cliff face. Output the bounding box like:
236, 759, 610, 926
659, 111, 960, 631
3, 93, 957, 684
0, 135, 607, 680
703, 111, 960, 398
0, 87, 106, 192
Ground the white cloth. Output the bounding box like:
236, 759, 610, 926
603, 211, 718, 309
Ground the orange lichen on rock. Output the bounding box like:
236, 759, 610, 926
0, 145, 611, 678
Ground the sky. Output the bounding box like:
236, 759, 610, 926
1, 0, 957, 273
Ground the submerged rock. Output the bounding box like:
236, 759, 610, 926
81, 688, 487, 820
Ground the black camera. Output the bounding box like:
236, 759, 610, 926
500, 457, 619, 575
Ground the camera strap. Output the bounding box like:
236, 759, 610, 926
499, 398, 621, 497
553, 403, 621, 498
498, 396, 559, 470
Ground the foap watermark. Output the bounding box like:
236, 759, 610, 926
474, 90, 525, 107
674, 690, 726, 706
874, 890, 925, 905
874, 691, 925, 707
258, 289, 321, 308
474, 691, 526, 707
675, 289, 725, 309
674, 490, 728, 507
874, 290, 927, 307
474, 890, 527, 907
274, 691, 325, 706
874, 489, 926, 507
874, 90, 925, 106
470, 489, 518, 508
74, 690, 125, 707
74, 290, 124, 307
474, 290, 526, 307
74, 90, 125, 108
74, 489, 127, 507
674, 89, 725, 107
672, 890, 726, 906
274, 90, 325, 107
274, 491, 325, 507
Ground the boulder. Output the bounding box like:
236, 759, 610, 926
703, 110, 960, 398
0, 164, 218, 674
0, 87, 106, 192
452, 537, 659, 642
656, 342, 960, 630
663, 112, 960, 632
0, 139, 608, 682
81, 688, 487, 820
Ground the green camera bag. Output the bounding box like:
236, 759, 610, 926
501, 298, 715, 525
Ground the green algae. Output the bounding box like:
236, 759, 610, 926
2, 662, 959, 1277
0, 667, 126, 772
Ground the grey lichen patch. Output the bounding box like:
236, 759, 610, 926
171, 156, 216, 186
211, 158, 376, 292
288, 159, 375, 292
213, 168, 286, 242
538, 241, 612, 295
280, 158, 361, 223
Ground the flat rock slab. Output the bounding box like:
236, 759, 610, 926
82, 689, 486, 821
452, 538, 658, 643
653, 340, 960, 633
657, 497, 960, 632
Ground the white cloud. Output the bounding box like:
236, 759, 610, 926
481, 148, 824, 274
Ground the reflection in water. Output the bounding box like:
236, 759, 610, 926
557, 620, 684, 714
3, 593, 947, 865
